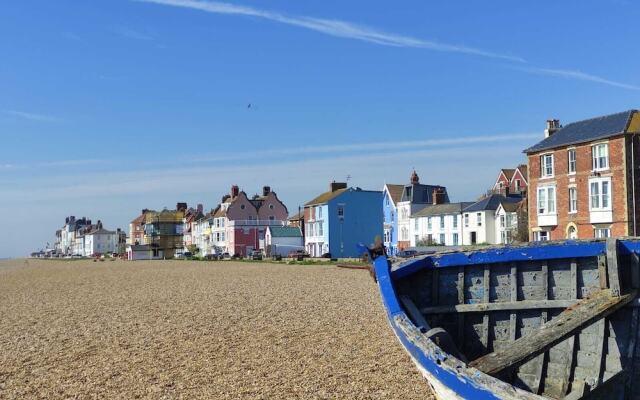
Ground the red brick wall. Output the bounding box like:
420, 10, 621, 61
528, 136, 629, 240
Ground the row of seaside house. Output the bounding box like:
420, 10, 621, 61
49, 109, 640, 259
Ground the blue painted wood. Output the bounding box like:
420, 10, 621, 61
392, 241, 607, 280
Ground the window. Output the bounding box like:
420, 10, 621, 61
453, 215, 458, 228
427, 217, 432, 231
537, 186, 556, 214
500, 215, 505, 228
567, 226, 577, 239
317, 207, 322, 218
568, 149, 576, 174
337, 205, 344, 218
499, 181, 504, 189
390, 212, 394, 222
221, 233, 225, 241
439, 234, 445, 244
569, 187, 577, 213
476, 213, 482, 227
589, 178, 611, 210
269, 204, 274, 210
414, 235, 419, 244
269, 216, 275, 221
592, 143, 609, 171
464, 214, 469, 227
414, 218, 419, 230
452, 233, 459, 245
318, 223, 323, 236
385, 195, 389, 206
594, 228, 611, 238
540, 154, 554, 177
440, 217, 445, 230
535, 231, 549, 241
515, 179, 521, 192
240, 204, 245, 210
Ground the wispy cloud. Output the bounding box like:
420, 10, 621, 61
113, 26, 154, 41
3, 110, 60, 122
517, 66, 640, 91
135, 0, 524, 62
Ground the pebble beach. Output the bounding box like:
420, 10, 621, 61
0, 259, 432, 399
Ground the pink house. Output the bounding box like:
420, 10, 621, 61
211, 185, 288, 256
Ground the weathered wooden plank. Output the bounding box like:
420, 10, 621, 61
591, 318, 607, 389
457, 266, 465, 345
533, 263, 549, 394
510, 263, 518, 344
571, 259, 578, 299
626, 307, 640, 397
606, 238, 621, 296
481, 265, 490, 352
559, 335, 576, 396
469, 289, 636, 376
420, 299, 577, 315
399, 295, 430, 329
598, 254, 608, 290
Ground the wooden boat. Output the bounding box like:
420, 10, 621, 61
366, 239, 640, 399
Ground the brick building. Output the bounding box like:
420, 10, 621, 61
524, 110, 640, 241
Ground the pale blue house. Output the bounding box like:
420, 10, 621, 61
382, 184, 404, 256
304, 182, 383, 258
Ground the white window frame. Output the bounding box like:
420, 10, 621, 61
569, 187, 577, 214
568, 148, 576, 174
464, 214, 469, 228
537, 185, 556, 215
589, 178, 611, 211
476, 212, 482, 227
500, 214, 505, 228
440, 216, 445, 230
591, 143, 609, 171
427, 217, 432, 231
594, 228, 611, 239
540, 153, 554, 178
452, 233, 459, 246
453, 215, 458, 229
535, 231, 549, 241
439, 233, 445, 244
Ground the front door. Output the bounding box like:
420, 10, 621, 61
470, 232, 477, 245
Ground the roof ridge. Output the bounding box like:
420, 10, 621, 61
561, 109, 636, 128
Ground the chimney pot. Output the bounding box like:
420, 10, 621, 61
231, 185, 240, 198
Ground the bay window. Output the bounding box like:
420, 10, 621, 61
589, 178, 611, 210
537, 186, 556, 214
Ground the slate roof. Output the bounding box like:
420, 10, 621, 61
305, 188, 347, 206
463, 194, 522, 212
384, 184, 404, 205
268, 226, 302, 238
412, 202, 475, 218
399, 184, 449, 204
524, 110, 637, 154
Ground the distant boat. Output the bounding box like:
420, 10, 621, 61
366, 239, 640, 399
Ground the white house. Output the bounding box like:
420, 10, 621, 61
82, 228, 118, 256
495, 202, 520, 244
265, 226, 303, 256
410, 202, 473, 247
462, 194, 522, 245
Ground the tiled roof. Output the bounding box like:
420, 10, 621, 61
501, 169, 515, 181
268, 226, 302, 238
305, 188, 347, 206
500, 201, 521, 213
516, 164, 528, 181
524, 110, 637, 154
384, 184, 404, 205
412, 202, 475, 217
464, 194, 522, 212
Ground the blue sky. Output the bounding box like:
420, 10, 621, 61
1, 0, 639, 257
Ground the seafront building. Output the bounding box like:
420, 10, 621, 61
382, 183, 403, 256
410, 202, 473, 247
304, 182, 382, 258
525, 110, 640, 241
126, 204, 187, 260
396, 171, 449, 251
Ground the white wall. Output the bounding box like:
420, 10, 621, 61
410, 214, 463, 247
462, 210, 497, 245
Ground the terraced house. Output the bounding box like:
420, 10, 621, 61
524, 110, 640, 241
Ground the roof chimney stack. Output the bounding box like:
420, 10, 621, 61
432, 188, 446, 205
231, 185, 240, 198
263, 186, 271, 196
410, 170, 420, 185
544, 119, 561, 138
330, 181, 347, 192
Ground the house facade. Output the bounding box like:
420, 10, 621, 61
462, 194, 523, 245
410, 202, 473, 247
265, 226, 303, 256
396, 171, 450, 250
304, 182, 383, 258
382, 183, 403, 256
56, 216, 93, 255
524, 110, 640, 241
493, 165, 528, 195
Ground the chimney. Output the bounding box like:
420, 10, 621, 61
97, 220, 103, 229
231, 185, 240, 198
176, 202, 187, 211
221, 194, 231, 203
142, 209, 149, 215
544, 119, 561, 138
263, 186, 271, 196
410, 170, 420, 185
197, 204, 203, 213
432, 188, 446, 205
330, 181, 347, 192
